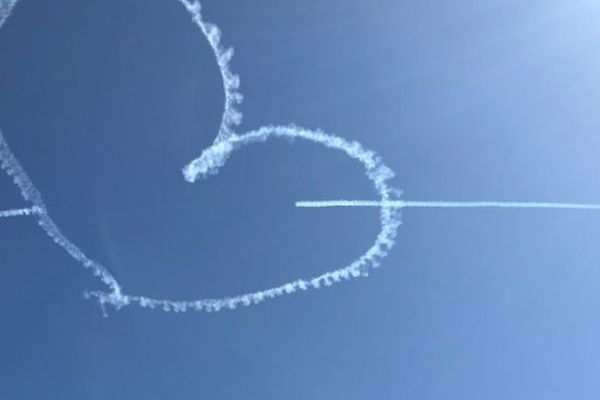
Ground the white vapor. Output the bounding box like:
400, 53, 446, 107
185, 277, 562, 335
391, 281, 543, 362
0, 207, 39, 218
295, 200, 600, 210
176, 0, 244, 183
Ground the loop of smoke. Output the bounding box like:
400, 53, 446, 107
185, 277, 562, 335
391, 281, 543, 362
0, 0, 402, 313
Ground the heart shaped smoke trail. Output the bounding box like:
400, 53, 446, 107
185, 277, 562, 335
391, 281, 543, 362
0, 0, 401, 314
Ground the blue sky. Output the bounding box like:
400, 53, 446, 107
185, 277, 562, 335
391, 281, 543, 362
1, 0, 600, 398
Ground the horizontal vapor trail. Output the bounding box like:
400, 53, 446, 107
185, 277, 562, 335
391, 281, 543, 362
296, 200, 600, 210
0, 207, 38, 218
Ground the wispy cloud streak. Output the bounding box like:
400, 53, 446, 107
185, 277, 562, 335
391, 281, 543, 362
0, 0, 18, 29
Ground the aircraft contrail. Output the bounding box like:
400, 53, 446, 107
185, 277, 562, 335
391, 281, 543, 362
296, 200, 600, 210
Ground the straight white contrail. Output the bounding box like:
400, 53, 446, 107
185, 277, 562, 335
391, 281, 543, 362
0, 207, 38, 218
295, 200, 600, 210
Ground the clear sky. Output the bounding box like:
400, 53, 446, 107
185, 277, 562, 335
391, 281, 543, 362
1, 0, 600, 398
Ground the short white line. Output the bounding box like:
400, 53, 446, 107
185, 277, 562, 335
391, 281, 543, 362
0, 207, 39, 218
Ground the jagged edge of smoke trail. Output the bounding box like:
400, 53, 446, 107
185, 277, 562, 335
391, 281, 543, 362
85, 125, 402, 313
177, 0, 244, 183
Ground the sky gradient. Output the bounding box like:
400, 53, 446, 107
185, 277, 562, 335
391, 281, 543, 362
1, 0, 600, 398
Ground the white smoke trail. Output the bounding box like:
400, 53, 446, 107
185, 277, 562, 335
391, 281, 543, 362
296, 200, 600, 210
176, 0, 244, 183
0, 207, 38, 218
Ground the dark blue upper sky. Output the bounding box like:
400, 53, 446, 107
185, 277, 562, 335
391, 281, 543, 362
1, 0, 600, 398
